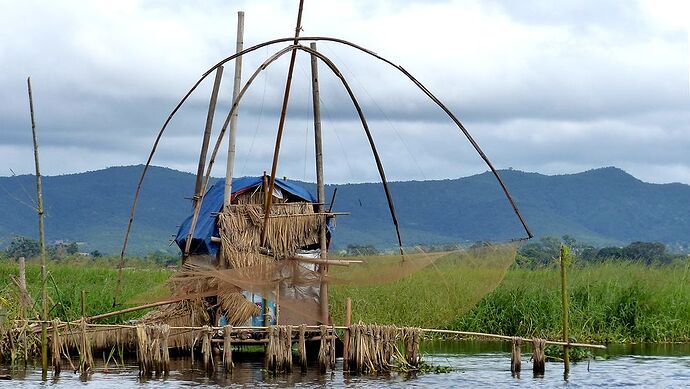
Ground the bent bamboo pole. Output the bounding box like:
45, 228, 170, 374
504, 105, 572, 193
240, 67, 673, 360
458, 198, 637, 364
116, 35, 535, 303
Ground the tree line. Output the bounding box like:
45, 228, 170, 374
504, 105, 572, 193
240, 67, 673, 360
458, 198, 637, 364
516, 235, 683, 267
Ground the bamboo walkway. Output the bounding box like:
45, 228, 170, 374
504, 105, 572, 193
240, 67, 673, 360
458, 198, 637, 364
8, 318, 605, 378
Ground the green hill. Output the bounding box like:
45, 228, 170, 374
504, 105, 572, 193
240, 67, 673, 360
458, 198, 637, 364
1, 165, 688, 254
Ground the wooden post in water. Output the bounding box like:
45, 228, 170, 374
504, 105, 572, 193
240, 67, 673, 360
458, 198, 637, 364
27, 76, 49, 379
310, 41, 329, 325
343, 298, 352, 372
223, 11, 245, 208
560, 245, 571, 376
18, 257, 28, 364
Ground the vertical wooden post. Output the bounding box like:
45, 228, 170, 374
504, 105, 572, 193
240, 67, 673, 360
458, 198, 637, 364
262, 173, 269, 327
560, 245, 570, 376
262, 296, 269, 327
27, 76, 49, 379
18, 257, 28, 364
224, 11, 245, 208
310, 41, 329, 325
275, 284, 280, 324
80, 290, 86, 317
343, 297, 352, 372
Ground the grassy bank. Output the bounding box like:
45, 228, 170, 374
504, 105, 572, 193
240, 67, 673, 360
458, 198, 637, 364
0, 258, 172, 323
2, 256, 689, 343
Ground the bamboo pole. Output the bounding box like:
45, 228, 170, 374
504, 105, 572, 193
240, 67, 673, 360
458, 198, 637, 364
310, 41, 330, 325
80, 290, 86, 317
260, 0, 305, 245
184, 66, 225, 262
421, 328, 605, 349
224, 11, 245, 209
27, 76, 49, 379
18, 256, 28, 364
85, 293, 218, 322
193, 66, 225, 209
560, 245, 571, 376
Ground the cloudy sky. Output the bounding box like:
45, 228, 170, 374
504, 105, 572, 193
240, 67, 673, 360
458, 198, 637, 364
1, 0, 688, 184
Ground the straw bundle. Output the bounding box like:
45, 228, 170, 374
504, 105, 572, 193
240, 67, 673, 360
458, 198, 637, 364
218, 290, 261, 326
297, 324, 307, 372
532, 338, 546, 376
402, 327, 421, 367
78, 320, 93, 373
346, 324, 422, 374
223, 325, 233, 372
201, 325, 213, 370
264, 325, 293, 373
318, 324, 336, 372
136, 324, 171, 376
136, 324, 151, 375
50, 319, 62, 375
137, 300, 209, 350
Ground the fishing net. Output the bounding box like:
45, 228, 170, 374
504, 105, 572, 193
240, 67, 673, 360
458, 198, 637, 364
127, 166, 522, 330
133, 241, 517, 329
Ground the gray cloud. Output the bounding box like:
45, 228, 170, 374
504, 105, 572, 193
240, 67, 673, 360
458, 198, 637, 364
1, 0, 688, 186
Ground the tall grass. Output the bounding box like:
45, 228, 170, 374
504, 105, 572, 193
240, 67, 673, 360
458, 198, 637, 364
454, 261, 690, 343
0, 258, 172, 323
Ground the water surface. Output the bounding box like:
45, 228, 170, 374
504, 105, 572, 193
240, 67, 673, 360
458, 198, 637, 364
2, 341, 689, 387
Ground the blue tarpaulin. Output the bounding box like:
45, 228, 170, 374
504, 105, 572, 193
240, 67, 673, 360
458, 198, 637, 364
175, 177, 317, 255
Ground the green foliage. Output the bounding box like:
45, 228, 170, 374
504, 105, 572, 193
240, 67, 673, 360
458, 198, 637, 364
5, 236, 39, 259
4, 236, 92, 261
518, 236, 680, 267
343, 244, 379, 256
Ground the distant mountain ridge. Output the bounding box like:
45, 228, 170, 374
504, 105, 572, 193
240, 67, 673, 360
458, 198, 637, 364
1, 165, 688, 254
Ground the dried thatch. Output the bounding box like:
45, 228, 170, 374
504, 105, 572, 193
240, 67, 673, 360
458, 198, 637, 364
218, 202, 324, 268
137, 300, 209, 350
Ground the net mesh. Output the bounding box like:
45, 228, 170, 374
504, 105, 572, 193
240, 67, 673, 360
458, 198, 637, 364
131, 176, 520, 328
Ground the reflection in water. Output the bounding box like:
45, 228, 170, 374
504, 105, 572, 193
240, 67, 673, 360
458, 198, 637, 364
2, 341, 690, 388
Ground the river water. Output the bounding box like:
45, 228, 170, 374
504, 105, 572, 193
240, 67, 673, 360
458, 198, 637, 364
2, 341, 689, 388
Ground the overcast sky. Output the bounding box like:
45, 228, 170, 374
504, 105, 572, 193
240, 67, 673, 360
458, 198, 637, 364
1, 0, 689, 184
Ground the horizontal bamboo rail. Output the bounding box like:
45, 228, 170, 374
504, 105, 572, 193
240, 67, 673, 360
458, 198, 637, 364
421, 328, 606, 349
17, 320, 605, 350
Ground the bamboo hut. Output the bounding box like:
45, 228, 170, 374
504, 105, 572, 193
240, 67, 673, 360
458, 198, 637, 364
170, 175, 336, 328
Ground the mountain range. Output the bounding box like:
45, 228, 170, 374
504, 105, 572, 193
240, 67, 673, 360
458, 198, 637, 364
1, 165, 688, 254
